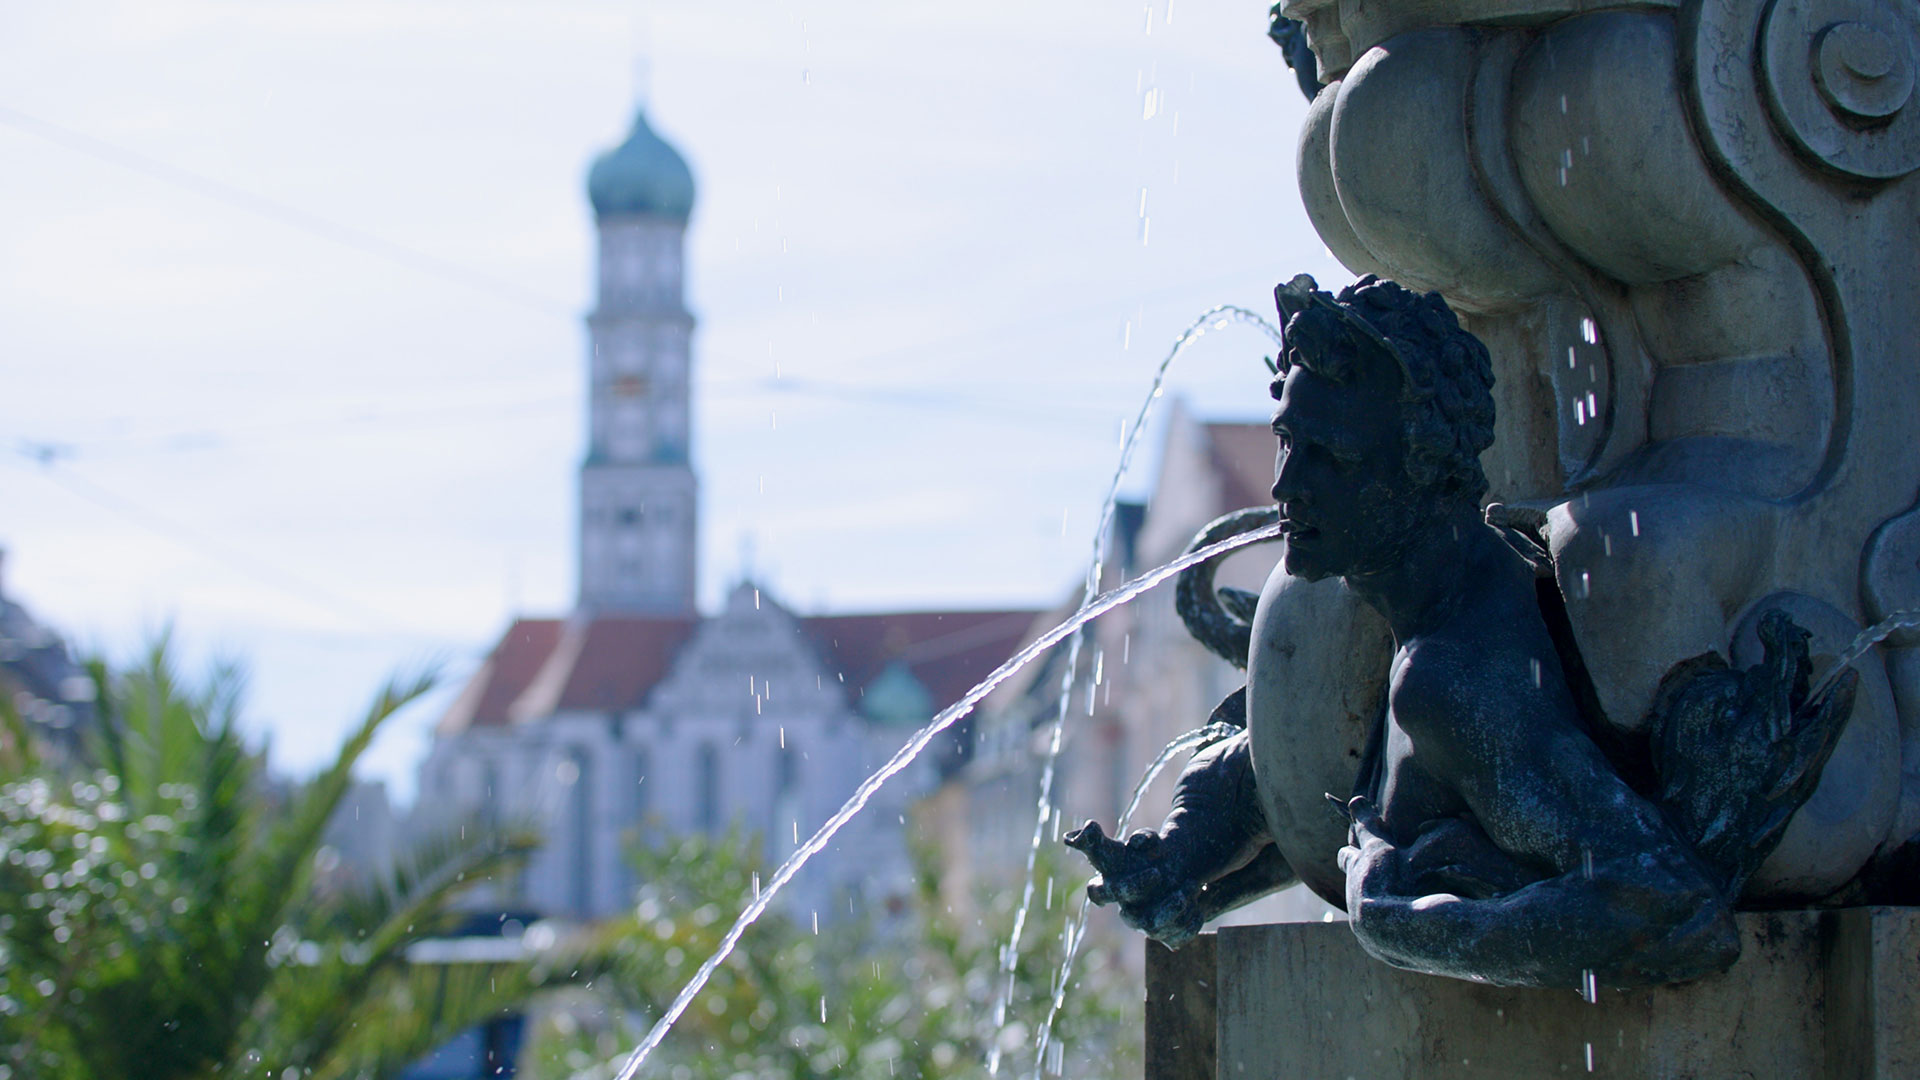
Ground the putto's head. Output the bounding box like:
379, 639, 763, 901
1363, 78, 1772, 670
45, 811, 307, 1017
1273, 274, 1495, 506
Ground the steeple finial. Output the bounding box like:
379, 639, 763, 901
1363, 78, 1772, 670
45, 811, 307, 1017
630, 11, 654, 112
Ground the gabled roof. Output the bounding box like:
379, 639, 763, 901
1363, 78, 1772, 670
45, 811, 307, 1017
437, 606, 1037, 736
1204, 422, 1276, 511
437, 618, 563, 734
555, 617, 700, 712
799, 610, 1037, 711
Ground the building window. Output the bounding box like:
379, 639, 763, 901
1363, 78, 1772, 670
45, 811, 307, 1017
568, 747, 592, 917
777, 743, 797, 799
697, 744, 719, 833
633, 746, 650, 826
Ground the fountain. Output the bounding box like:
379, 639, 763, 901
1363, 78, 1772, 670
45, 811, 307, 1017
604, 0, 1920, 1070
1061, 0, 1920, 1074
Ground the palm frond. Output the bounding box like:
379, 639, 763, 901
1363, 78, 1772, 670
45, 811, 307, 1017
233, 666, 439, 956
308, 958, 548, 1080
80, 655, 122, 782
245, 822, 539, 1071
0, 641, 580, 1080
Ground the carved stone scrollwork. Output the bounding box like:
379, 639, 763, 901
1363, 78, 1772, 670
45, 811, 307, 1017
1761, 0, 1920, 178
1864, 502, 1920, 646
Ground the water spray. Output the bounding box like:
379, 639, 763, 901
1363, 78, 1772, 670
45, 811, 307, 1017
987, 304, 1281, 1075
610, 520, 1284, 1079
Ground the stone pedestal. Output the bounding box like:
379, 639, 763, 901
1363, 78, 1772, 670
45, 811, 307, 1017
1144, 908, 1920, 1079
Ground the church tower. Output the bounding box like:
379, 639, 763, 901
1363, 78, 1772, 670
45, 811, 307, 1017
578, 110, 698, 615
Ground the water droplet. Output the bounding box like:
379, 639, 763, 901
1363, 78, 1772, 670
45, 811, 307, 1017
607, 339, 1286, 1079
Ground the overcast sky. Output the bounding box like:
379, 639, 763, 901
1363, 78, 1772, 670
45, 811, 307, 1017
0, 0, 1347, 799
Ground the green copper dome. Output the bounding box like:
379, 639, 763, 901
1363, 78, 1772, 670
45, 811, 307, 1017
860, 661, 934, 728
587, 110, 695, 221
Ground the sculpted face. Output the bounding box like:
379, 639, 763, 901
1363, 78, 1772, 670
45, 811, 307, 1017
1269, 356, 1423, 582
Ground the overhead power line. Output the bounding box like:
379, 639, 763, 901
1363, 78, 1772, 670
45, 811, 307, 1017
0, 104, 574, 317
8, 447, 417, 637
18, 390, 578, 460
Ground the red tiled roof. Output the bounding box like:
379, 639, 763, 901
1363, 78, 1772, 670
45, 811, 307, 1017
800, 610, 1037, 708
448, 619, 563, 731
1205, 422, 1276, 510
441, 606, 1036, 733
555, 617, 699, 712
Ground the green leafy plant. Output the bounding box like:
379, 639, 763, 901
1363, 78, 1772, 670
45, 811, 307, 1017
523, 826, 1141, 1080
0, 637, 553, 1080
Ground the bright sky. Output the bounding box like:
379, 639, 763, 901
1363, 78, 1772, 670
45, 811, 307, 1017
0, 1, 1347, 800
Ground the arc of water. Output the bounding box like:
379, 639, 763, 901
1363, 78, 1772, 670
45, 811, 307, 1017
1808, 609, 1920, 700
986, 305, 1281, 1075
1026, 721, 1238, 1077
609, 521, 1284, 1080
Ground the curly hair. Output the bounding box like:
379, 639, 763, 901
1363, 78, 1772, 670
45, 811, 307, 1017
1273, 275, 1496, 505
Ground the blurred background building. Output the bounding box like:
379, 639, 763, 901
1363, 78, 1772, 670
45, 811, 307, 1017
0, 548, 96, 758
411, 107, 1035, 925
915, 399, 1336, 953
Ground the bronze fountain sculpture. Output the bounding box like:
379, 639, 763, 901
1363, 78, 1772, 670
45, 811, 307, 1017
1070, 275, 1861, 987
1068, 0, 1920, 992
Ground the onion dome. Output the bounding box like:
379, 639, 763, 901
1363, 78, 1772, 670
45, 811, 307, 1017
586, 110, 696, 221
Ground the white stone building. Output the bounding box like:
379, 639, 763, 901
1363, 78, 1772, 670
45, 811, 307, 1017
413, 108, 1034, 923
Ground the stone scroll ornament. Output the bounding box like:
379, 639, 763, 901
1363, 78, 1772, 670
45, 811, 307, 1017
1067, 0, 1920, 990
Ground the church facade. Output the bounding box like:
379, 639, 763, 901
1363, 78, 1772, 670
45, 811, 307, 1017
412, 109, 1035, 922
